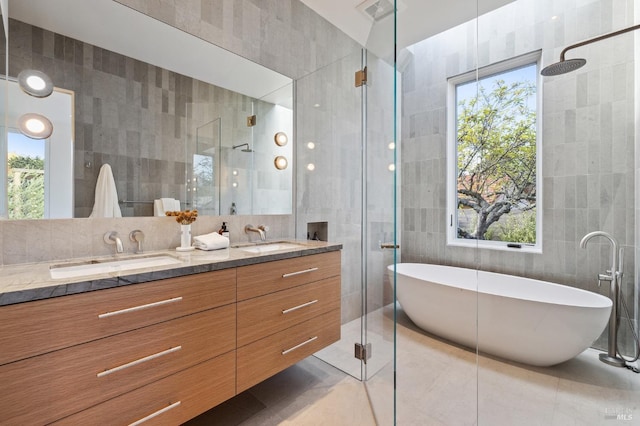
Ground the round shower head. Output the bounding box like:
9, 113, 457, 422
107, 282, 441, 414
540, 58, 586, 76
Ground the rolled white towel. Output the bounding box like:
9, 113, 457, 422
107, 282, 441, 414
193, 232, 229, 251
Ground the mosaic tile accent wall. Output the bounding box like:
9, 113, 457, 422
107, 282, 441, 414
400, 0, 638, 352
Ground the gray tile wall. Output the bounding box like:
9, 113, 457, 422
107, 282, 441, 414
295, 49, 396, 323
115, 0, 360, 81
0, 214, 292, 265
295, 50, 363, 322
401, 0, 638, 352
6, 19, 261, 218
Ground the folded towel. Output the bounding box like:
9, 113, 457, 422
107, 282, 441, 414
154, 198, 181, 216
159, 198, 177, 213
153, 200, 164, 216
193, 232, 229, 251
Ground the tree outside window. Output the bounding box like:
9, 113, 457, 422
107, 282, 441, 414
7, 133, 46, 220
449, 58, 539, 248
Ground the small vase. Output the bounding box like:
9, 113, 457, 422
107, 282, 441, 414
177, 224, 194, 251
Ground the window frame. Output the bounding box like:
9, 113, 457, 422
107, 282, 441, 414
446, 51, 543, 253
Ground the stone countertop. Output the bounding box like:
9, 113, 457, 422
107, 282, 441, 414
0, 240, 342, 306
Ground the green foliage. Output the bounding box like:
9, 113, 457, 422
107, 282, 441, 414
8, 155, 44, 170
7, 155, 45, 219
484, 210, 536, 244
456, 77, 537, 242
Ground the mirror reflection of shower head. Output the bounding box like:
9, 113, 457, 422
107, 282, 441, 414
232, 143, 253, 152
541, 24, 640, 76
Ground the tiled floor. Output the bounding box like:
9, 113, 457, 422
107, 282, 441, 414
184, 356, 375, 425
187, 304, 640, 425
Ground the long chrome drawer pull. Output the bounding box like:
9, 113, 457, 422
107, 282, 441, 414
282, 299, 319, 314
128, 401, 181, 426
98, 297, 183, 318
282, 336, 318, 355
97, 346, 182, 378
282, 267, 319, 278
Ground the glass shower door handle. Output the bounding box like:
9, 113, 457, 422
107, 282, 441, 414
379, 242, 399, 249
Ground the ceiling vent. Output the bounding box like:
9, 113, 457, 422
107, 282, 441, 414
356, 0, 399, 22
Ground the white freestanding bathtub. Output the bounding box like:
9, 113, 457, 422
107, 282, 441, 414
388, 263, 612, 367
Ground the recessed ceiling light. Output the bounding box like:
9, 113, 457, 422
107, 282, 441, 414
18, 113, 53, 139
17, 69, 54, 98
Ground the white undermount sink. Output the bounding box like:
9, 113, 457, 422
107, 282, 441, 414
49, 254, 183, 279
238, 243, 305, 254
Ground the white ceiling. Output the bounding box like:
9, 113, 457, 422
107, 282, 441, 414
301, 0, 515, 55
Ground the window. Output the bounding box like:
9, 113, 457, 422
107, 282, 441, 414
446, 52, 542, 252
7, 132, 46, 219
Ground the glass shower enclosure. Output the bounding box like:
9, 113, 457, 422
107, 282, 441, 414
391, 0, 640, 424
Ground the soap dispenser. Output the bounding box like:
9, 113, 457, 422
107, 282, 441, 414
218, 222, 230, 239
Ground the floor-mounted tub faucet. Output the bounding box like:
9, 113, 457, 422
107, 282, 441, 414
579, 231, 626, 367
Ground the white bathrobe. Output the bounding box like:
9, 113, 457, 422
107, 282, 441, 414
89, 164, 122, 218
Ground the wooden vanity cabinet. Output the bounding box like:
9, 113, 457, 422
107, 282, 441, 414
0, 249, 341, 425
53, 352, 236, 426
236, 251, 341, 392
0, 268, 236, 366
0, 269, 237, 425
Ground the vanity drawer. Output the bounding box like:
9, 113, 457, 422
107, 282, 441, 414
0, 268, 236, 366
54, 351, 236, 425
0, 306, 235, 425
236, 308, 340, 393
237, 276, 340, 347
237, 251, 340, 301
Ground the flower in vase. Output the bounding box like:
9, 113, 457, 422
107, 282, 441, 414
166, 209, 198, 225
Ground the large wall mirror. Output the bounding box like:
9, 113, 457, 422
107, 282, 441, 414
0, 0, 293, 219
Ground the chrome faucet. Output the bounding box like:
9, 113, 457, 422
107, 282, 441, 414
104, 231, 124, 254
245, 224, 267, 241
580, 231, 626, 367
580, 231, 623, 285
129, 229, 145, 253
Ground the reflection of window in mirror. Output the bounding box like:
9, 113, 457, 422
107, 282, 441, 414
6, 132, 46, 219
0, 79, 74, 219
193, 153, 215, 215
